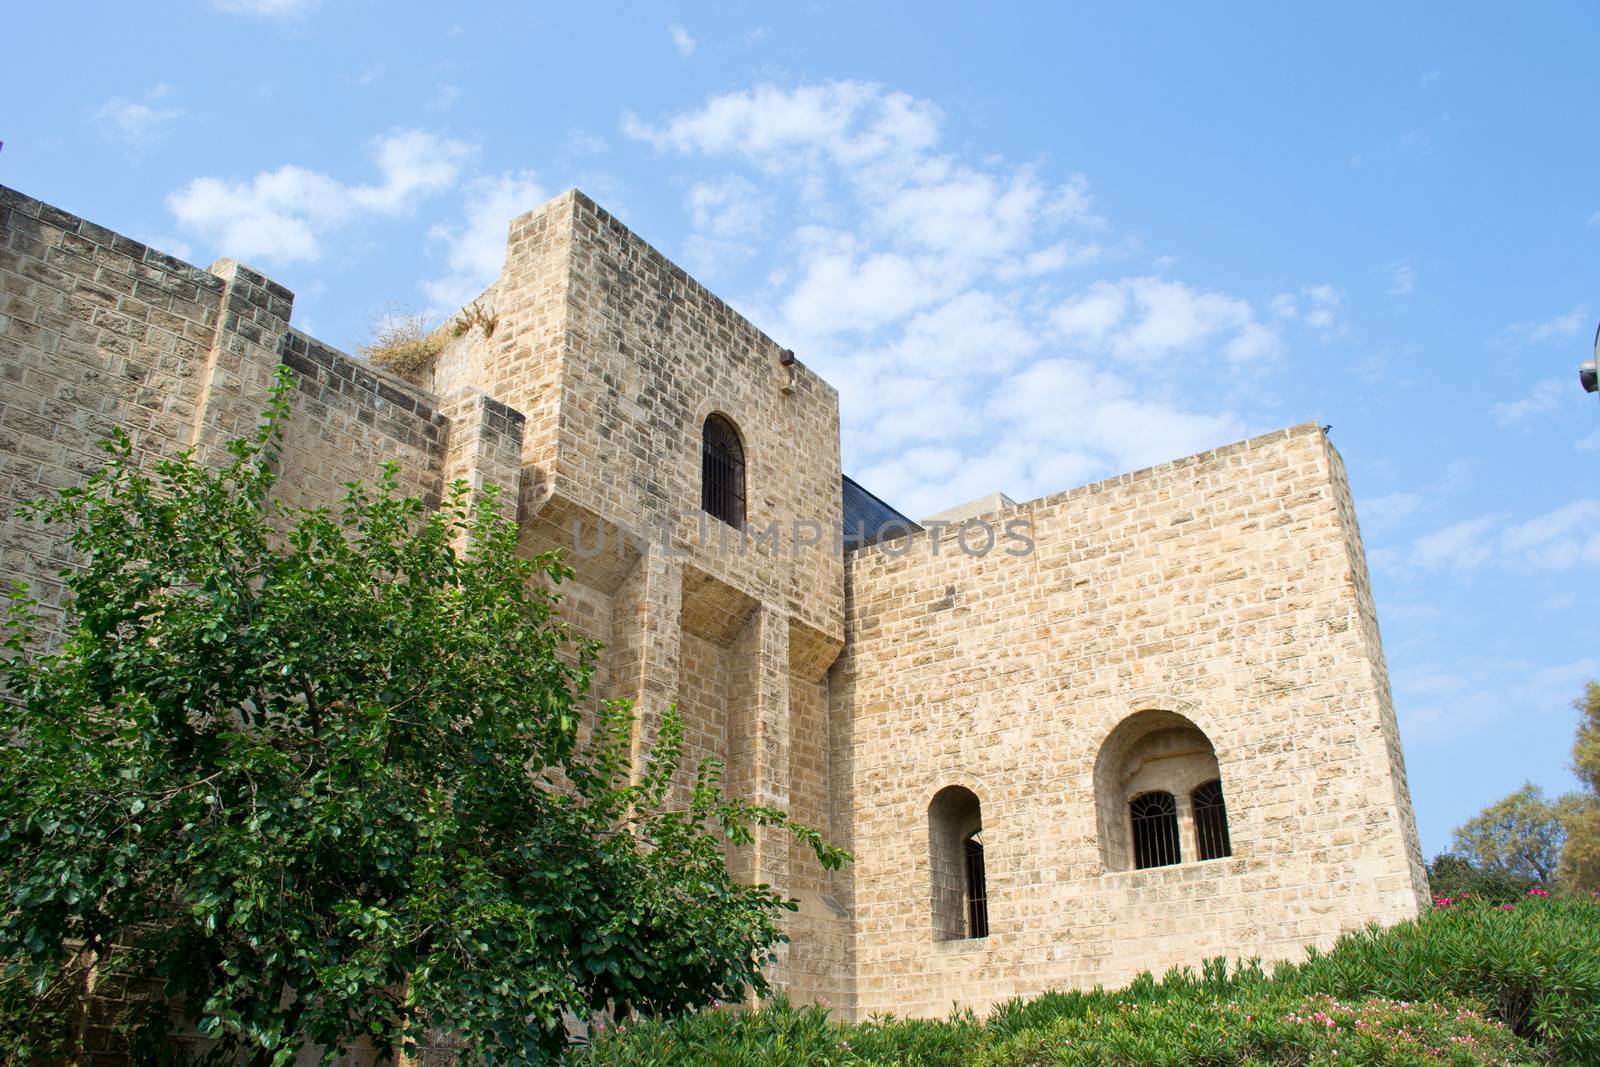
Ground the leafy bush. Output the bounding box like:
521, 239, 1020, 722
566, 998, 982, 1067
576, 895, 1600, 1065
1278, 893, 1600, 1063
974, 994, 1531, 1066
1429, 853, 1540, 905
0, 373, 846, 1064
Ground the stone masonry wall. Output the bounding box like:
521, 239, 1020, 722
0, 186, 500, 651
0, 185, 516, 1061
2, 180, 1428, 1040
836, 424, 1429, 1019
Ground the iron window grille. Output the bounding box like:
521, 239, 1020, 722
963, 831, 989, 938
1192, 779, 1233, 861
1130, 791, 1181, 870
701, 414, 746, 529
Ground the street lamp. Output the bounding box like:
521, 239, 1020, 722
1584, 322, 1599, 394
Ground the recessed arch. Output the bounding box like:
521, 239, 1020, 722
1094, 708, 1231, 872
928, 785, 989, 940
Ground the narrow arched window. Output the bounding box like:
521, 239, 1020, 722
1130, 791, 1181, 870
701, 414, 745, 529
929, 786, 988, 940
1192, 779, 1232, 861
963, 831, 989, 938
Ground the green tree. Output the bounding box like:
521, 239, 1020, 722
1448, 782, 1565, 885
1424, 853, 1537, 904
1560, 681, 1600, 889
0, 372, 846, 1064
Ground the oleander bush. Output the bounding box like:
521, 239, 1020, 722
574, 893, 1600, 1066
974, 995, 1531, 1066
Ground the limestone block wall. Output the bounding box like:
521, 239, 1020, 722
835, 424, 1428, 1019
0, 186, 534, 1060
411, 190, 855, 994
2, 181, 1427, 1036
0, 188, 519, 655
1, 187, 227, 638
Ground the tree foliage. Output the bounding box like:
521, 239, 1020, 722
1448, 782, 1566, 885
1442, 680, 1600, 895
0, 370, 847, 1063
1560, 681, 1600, 890
1425, 853, 1537, 905
1574, 681, 1600, 794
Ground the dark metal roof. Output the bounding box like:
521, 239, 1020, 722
841, 474, 921, 550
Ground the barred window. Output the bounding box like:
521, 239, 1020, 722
964, 831, 989, 939
1192, 779, 1233, 861
1130, 791, 1181, 870
701, 414, 745, 529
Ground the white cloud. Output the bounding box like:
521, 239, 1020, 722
626, 81, 1302, 515
1504, 306, 1588, 345
1409, 515, 1502, 571
883, 291, 1041, 376
1492, 379, 1568, 427
1396, 655, 1600, 741
1579, 429, 1600, 452
1053, 277, 1279, 363
668, 24, 696, 56
1380, 498, 1600, 575
1387, 262, 1416, 299
169, 129, 473, 264
95, 85, 182, 149
987, 358, 1244, 475
1360, 491, 1424, 527
430, 84, 463, 112
423, 171, 546, 310
624, 81, 941, 175
211, 0, 317, 14
1271, 284, 1342, 332
687, 176, 766, 237
1501, 499, 1600, 570
683, 176, 770, 274
565, 130, 609, 157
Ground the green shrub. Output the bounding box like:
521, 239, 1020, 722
1429, 853, 1540, 905
575, 896, 1600, 1065
1278, 893, 1600, 1063
840, 1010, 983, 1066
566, 998, 851, 1067
973, 994, 1533, 1066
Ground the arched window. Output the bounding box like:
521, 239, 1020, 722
1130, 791, 1181, 870
701, 414, 745, 529
1192, 779, 1232, 861
1093, 708, 1233, 872
929, 786, 988, 940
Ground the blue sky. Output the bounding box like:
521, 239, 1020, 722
4, 1, 1598, 857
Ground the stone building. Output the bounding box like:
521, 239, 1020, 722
0, 183, 1428, 1022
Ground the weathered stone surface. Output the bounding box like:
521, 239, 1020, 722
0, 182, 1426, 1048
